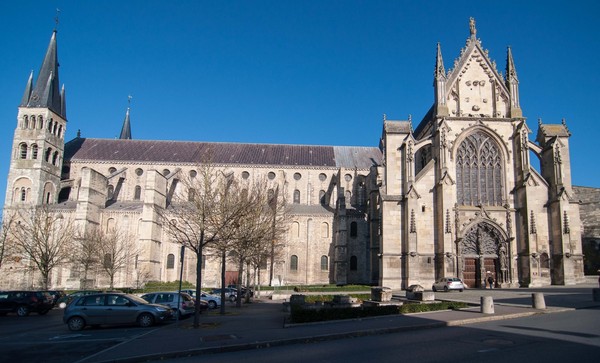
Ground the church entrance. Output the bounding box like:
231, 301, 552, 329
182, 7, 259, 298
460, 222, 506, 288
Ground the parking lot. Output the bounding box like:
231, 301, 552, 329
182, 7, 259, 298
0, 307, 175, 363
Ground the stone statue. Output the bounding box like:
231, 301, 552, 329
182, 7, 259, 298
470, 17, 477, 36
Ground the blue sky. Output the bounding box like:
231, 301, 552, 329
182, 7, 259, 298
1, 1, 599, 207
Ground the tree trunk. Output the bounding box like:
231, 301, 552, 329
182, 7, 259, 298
236, 259, 244, 308
193, 243, 203, 328
220, 250, 226, 315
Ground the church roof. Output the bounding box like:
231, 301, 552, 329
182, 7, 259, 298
64, 138, 382, 169
538, 124, 570, 138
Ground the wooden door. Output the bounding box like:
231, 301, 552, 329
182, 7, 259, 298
463, 258, 477, 288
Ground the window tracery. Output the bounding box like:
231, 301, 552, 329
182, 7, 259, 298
456, 131, 503, 206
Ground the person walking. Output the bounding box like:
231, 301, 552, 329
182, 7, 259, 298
487, 276, 494, 289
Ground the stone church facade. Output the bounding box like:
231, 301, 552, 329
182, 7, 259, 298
1, 20, 587, 290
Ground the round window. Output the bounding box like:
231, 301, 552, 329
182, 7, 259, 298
189, 170, 197, 178
293, 172, 302, 181
344, 174, 352, 182
319, 173, 327, 181
242, 171, 250, 179
135, 168, 144, 176
268, 172, 276, 180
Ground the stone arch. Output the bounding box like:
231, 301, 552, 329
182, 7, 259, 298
454, 128, 507, 206
12, 177, 33, 203
459, 220, 509, 288
43, 182, 56, 204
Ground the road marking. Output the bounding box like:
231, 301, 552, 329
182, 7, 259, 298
71, 327, 161, 363
50, 334, 91, 340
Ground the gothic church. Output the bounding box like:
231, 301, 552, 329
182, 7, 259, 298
2, 19, 586, 290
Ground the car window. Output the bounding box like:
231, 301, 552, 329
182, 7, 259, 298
155, 293, 174, 303
80, 295, 105, 306
107, 295, 130, 306
0, 293, 8, 300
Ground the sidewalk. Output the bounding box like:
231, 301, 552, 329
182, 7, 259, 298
83, 284, 600, 363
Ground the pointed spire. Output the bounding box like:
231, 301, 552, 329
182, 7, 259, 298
506, 46, 522, 117
20, 71, 34, 107
27, 30, 64, 118
119, 96, 132, 140
506, 46, 519, 82
434, 43, 448, 116
434, 42, 446, 79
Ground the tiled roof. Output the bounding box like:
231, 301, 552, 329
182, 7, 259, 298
64, 138, 382, 169
538, 124, 570, 138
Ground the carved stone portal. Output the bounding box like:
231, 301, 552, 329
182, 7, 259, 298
460, 222, 509, 287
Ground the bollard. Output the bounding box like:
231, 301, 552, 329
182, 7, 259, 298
480, 296, 494, 314
592, 289, 600, 302
532, 292, 546, 309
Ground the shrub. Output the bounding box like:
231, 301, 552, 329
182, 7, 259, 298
290, 305, 401, 323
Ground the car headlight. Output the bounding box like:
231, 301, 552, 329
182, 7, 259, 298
154, 307, 168, 312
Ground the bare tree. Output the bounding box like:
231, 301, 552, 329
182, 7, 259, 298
230, 178, 288, 306
0, 212, 16, 269
10, 206, 76, 289
72, 228, 102, 289
96, 226, 139, 289
158, 163, 250, 327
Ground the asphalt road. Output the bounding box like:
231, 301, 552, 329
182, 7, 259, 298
0, 308, 175, 363
166, 306, 600, 363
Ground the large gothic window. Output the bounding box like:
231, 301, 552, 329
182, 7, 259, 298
456, 131, 504, 206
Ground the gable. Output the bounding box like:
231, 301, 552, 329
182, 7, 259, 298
445, 40, 510, 118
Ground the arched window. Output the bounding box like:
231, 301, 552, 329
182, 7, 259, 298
350, 222, 357, 237
456, 131, 504, 206
321, 222, 329, 238
31, 144, 38, 159
53, 123, 58, 135
188, 188, 195, 202
106, 218, 116, 232
167, 254, 175, 269
319, 190, 326, 205
45, 148, 52, 162
58, 125, 63, 138
320, 255, 328, 271
293, 189, 300, 204
20, 188, 26, 202
45, 192, 51, 204
19, 143, 27, 159
52, 151, 59, 165
37, 116, 43, 129
291, 221, 300, 238
47, 119, 53, 132
290, 255, 298, 271
107, 185, 114, 200
134, 186, 142, 200
350, 256, 358, 271
23, 116, 29, 129
345, 190, 351, 205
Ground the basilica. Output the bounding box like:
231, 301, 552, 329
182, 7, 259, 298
2, 19, 589, 290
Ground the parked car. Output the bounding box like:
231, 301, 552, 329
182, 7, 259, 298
43, 290, 66, 306
63, 292, 173, 331
0, 291, 55, 316
58, 290, 121, 309
140, 292, 197, 318
227, 285, 254, 297
179, 289, 221, 309
211, 288, 238, 302
432, 277, 465, 292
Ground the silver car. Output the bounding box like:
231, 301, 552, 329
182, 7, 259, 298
141, 292, 195, 318
63, 293, 172, 331
432, 277, 465, 292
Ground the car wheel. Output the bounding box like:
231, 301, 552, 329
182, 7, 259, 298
16, 305, 30, 317
67, 316, 85, 331
138, 313, 155, 328
432, 286, 437, 292
208, 300, 217, 309
229, 295, 236, 303
443, 286, 449, 292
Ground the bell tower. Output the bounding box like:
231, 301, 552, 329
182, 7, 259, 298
4, 30, 67, 208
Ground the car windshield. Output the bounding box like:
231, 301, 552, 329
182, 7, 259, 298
126, 294, 150, 304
